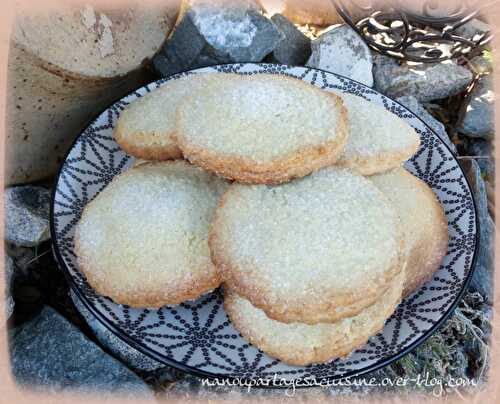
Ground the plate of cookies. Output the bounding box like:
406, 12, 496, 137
51, 63, 478, 384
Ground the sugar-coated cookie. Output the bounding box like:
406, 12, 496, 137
75, 161, 228, 307
335, 92, 420, 175
114, 73, 229, 160
370, 168, 448, 296
210, 167, 404, 324
224, 270, 404, 366
176, 74, 349, 184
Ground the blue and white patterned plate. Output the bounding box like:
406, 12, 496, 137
51, 63, 478, 385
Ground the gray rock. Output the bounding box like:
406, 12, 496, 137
396, 95, 457, 153
270, 14, 311, 65
10, 306, 153, 396
70, 290, 164, 373
479, 159, 495, 188
4, 245, 35, 276
462, 159, 495, 304
467, 138, 492, 157
5, 255, 15, 321
373, 54, 473, 102
458, 75, 494, 139
466, 139, 495, 184
154, 1, 283, 77
454, 18, 491, 41
307, 25, 373, 86
470, 55, 493, 75
5, 186, 51, 247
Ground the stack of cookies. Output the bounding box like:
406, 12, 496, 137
75, 73, 448, 366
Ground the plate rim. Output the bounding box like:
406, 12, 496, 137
49, 62, 480, 387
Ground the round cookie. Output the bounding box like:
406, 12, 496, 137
334, 92, 420, 175
74, 161, 228, 307
175, 74, 349, 184
224, 270, 404, 366
210, 167, 405, 324
114, 73, 229, 160
370, 168, 449, 297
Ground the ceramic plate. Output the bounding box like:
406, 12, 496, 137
51, 63, 478, 385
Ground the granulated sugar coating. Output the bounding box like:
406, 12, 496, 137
114, 73, 232, 160
176, 74, 349, 184
224, 270, 404, 365
74, 161, 228, 307
335, 92, 421, 175
370, 168, 448, 297
210, 167, 404, 325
